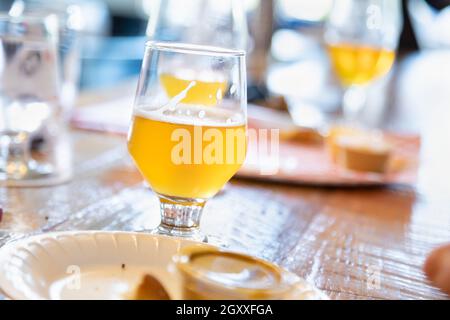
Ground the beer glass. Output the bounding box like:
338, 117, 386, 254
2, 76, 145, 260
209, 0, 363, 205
0, 14, 60, 181
10, 0, 83, 118
128, 42, 247, 240
324, 0, 403, 122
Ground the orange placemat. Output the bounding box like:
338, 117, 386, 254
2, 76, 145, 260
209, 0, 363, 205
240, 129, 419, 186
72, 101, 420, 187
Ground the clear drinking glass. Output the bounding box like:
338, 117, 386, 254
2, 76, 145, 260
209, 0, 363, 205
127, 42, 247, 241
0, 14, 60, 181
10, 0, 83, 118
324, 0, 403, 123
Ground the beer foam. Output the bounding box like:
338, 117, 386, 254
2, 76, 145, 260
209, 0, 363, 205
165, 69, 227, 83
134, 104, 246, 127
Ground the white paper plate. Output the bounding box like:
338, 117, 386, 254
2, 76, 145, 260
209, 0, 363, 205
0, 231, 328, 300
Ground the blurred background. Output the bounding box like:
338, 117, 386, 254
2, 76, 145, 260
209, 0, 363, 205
1, 0, 450, 130
1, 0, 450, 300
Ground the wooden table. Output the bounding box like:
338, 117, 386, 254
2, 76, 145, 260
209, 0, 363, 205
1, 51, 449, 300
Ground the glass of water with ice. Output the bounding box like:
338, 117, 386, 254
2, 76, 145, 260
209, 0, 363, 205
0, 14, 60, 181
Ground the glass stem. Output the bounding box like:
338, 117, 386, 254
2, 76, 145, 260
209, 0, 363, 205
157, 195, 206, 239
342, 85, 367, 124
0, 131, 30, 179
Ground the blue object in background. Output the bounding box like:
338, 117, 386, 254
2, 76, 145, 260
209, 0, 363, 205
80, 35, 146, 90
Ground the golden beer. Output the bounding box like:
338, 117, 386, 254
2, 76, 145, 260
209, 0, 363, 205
128, 107, 246, 200
160, 73, 227, 106
327, 43, 395, 86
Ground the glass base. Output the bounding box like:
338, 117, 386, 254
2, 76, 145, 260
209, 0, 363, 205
136, 193, 228, 247
151, 225, 207, 242
152, 194, 207, 241
0, 159, 53, 181
138, 227, 228, 247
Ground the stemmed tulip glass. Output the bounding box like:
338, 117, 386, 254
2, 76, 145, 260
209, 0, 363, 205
127, 42, 247, 241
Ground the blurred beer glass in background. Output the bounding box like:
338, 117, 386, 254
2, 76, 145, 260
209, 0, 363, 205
9, 0, 83, 118
145, 0, 248, 50
0, 14, 60, 181
324, 0, 403, 124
